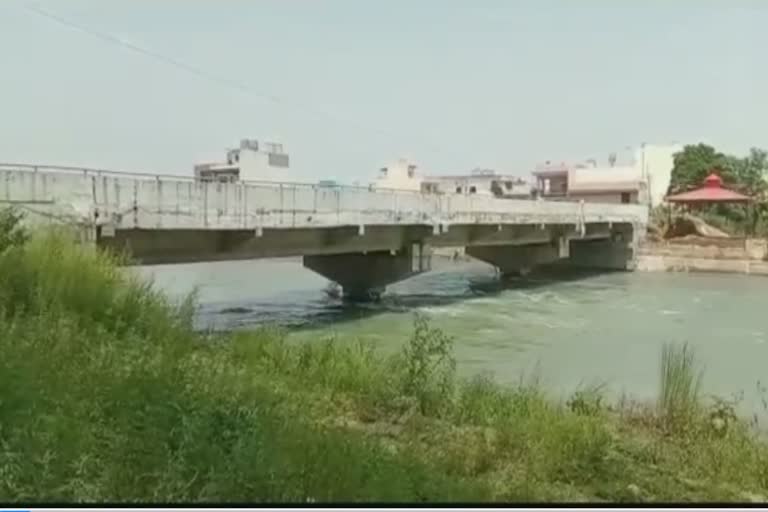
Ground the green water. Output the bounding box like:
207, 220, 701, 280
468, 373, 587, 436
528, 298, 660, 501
140, 258, 768, 414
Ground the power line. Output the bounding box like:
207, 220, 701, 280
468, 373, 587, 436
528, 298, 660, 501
20, 2, 457, 161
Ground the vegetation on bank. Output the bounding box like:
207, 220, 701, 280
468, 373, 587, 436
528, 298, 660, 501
2, 209, 768, 503
666, 144, 768, 236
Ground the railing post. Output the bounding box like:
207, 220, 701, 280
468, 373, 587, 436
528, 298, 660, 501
203, 182, 209, 228
188, 181, 194, 228
130, 180, 137, 228
90, 175, 97, 225
336, 188, 340, 224
175, 181, 181, 221
240, 182, 247, 228
156, 176, 163, 228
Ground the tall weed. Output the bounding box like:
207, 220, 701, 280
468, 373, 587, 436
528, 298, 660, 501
401, 314, 456, 415
659, 342, 703, 427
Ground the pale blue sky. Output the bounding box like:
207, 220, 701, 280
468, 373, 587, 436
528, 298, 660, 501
1, 1, 767, 182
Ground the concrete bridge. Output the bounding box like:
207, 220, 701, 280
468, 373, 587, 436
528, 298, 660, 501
1, 163, 648, 299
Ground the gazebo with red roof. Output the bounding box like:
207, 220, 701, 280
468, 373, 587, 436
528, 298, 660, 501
664, 171, 756, 236
665, 172, 752, 205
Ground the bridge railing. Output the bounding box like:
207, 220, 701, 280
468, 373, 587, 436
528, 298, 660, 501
0, 164, 649, 229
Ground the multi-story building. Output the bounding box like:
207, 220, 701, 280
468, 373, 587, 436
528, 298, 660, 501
193, 139, 293, 183
370, 158, 422, 191
532, 143, 681, 206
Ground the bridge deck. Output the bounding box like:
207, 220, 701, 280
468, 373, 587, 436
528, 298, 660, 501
0, 164, 648, 232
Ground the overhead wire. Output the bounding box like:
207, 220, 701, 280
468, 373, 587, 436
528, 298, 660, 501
20, 2, 459, 162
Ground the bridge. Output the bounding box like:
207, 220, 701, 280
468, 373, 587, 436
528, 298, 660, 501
1, 163, 648, 299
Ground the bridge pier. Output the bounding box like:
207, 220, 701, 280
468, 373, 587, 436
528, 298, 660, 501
466, 223, 638, 275
567, 224, 637, 271
303, 243, 431, 301
466, 238, 569, 277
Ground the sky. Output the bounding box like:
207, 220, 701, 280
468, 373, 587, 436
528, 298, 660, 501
1, 0, 768, 183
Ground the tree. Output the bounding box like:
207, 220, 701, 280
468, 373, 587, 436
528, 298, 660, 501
668, 144, 734, 194
735, 148, 768, 234
667, 144, 768, 236
733, 148, 768, 197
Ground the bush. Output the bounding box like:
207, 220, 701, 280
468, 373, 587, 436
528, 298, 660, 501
0, 222, 490, 502
400, 314, 456, 416
5, 211, 768, 502
0, 208, 28, 252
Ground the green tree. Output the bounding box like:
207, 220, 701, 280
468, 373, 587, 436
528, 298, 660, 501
733, 148, 768, 197
736, 148, 768, 234
668, 143, 734, 194
667, 145, 768, 235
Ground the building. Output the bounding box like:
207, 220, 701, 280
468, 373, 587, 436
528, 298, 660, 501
532, 163, 570, 199
193, 139, 292, 183
370, 158, 422, 191
421, 169, 532, 198
567, 163, 648, 204
532, 143, 681, 206
370, 159, 532, 198
639, 143, 682, 208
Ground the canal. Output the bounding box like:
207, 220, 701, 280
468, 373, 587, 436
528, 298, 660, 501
139, 257, 768, 417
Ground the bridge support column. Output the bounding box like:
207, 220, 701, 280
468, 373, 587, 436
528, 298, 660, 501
303, 243, 431, 301
466, 238, 569, 277
567, 224, 637, 271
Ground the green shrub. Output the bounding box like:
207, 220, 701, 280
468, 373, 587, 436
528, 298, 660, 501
400, 314, 456, 416
5, 215, 768, 502
0, 208, 28, 252
659, 342, 703, 428
0, 228, 490, 502
567, 383, 607, 417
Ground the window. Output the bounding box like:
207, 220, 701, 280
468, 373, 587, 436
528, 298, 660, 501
469, 186, 477, 194
621, 192, 631, 204
456, 186, 462, 194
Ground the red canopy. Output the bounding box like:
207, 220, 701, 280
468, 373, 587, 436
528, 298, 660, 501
665, 173, 752, 204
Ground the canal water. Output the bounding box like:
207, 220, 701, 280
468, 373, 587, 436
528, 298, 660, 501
138, 258, 768, 416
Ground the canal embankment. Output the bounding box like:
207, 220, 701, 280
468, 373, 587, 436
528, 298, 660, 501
637, 237, 768, 276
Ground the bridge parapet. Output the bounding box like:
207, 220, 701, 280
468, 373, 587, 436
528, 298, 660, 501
0, 164, 648, 231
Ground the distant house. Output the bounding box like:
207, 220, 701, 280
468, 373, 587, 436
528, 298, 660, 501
421, 169, 532, 198
193, 139, 294, 183
370, 158, 422, 192
567, 164, 647, 204
370, 160, 532, 198
532, 163, 570, 200
532, 143, 681, 206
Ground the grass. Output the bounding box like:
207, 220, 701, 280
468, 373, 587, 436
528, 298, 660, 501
659, 342, 703, 428
2, 209, 768, 503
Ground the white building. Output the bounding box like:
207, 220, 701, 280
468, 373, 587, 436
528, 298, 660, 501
193, 139, 294, 183
533, 143, 681, 206
370, 158, 423, 191
638, 143, 682, 208
422, 169, 532, 198
370, 159, 532, 197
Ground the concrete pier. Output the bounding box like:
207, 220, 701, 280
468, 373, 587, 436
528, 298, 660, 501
304, 243, 431, 300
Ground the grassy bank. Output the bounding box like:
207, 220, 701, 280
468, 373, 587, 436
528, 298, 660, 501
1, 211, 768, 503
